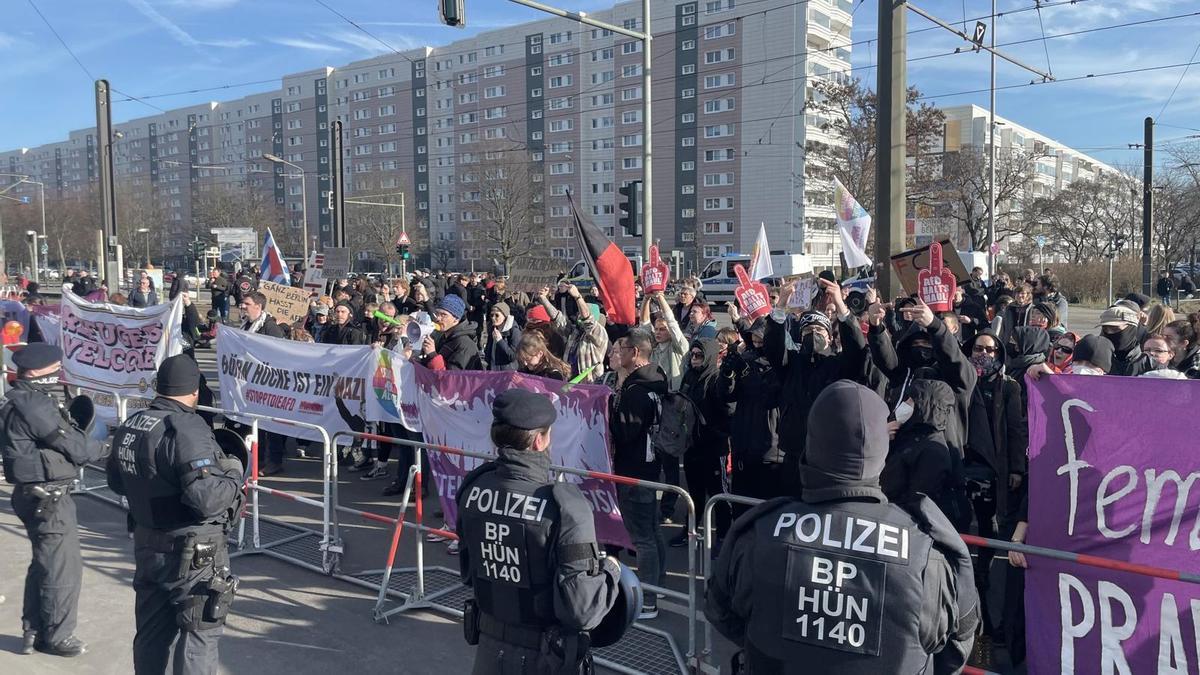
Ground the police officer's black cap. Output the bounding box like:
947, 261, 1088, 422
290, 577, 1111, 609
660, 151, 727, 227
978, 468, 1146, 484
156, 354, 201, 396
12, 343, 62, 371
492, 389, 557, 430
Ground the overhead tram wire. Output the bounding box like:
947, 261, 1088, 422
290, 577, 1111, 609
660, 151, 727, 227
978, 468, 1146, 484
1156, 38, 1200, 123
113, 0, 1095, 105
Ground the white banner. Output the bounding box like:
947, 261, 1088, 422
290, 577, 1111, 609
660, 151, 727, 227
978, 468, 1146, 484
217, 329, 629, 546
216, 325, 377, 444
60, 287, 183, 396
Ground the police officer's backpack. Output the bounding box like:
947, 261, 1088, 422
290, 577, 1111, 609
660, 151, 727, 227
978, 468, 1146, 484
647, 391, 702, 459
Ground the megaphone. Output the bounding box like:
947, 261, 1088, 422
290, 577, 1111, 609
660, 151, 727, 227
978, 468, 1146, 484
213, 428, 251, 479
405, 311, 436, 348
66, 395, 96, 435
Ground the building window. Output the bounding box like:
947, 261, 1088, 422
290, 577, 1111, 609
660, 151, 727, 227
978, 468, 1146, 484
705, 48, 736, 64
549, 52, 574, 66
704, 74, 736, 89
622, 110, 642, 124
681, 113, 695, 123
621, 87, 642, 101
704, 22, 736, 39
703, 172, 735, 186
622, 65, 642, 78
621, 134, 643, 147
704, 124, 735, 138
531, 66, 543, 76
705, 0, 735, 14
623, 157, 642, 169
549, 75, 573, 88
681, 64, 696, 75
704, 197, 735, 210
681, 39, 695, 51
681, 185, 695, 194
681, 88, 695, 98
682, 15, 696, 26
681, 160, 695, 171
681, 137, 695, 147
621, 41, 641, 55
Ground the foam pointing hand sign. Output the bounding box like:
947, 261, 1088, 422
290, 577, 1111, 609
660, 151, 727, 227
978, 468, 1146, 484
916, 241, 956, 312
734, 264, 771, 321
640, 244, 670, 294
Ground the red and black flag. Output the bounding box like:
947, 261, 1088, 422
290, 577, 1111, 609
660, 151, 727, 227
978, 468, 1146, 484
568, 191, 636, 325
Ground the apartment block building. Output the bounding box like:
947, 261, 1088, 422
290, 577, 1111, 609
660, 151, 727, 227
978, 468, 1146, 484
2, 0, 857, 271
920, 104, 1118, 250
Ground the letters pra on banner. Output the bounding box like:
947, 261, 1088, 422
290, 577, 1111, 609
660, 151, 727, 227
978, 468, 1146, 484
59, 288, 184, 426
1025, 375, 1200, 675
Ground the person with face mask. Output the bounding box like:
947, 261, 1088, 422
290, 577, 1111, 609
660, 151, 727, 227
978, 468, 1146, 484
1097, 304, 1149, 376
1, 344, 106, 657
961, 330, 1027, 650
1005, 326, 1050, 411
676, 338, 733, 548
881, 379, 966, 527
763, 279, 873, 495
866, 296, 977, 463
721, 318, 787, 501
1069, 334, 1113, 375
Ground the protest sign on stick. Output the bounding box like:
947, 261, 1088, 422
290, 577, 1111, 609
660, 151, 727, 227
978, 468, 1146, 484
257, 280, 312, 327
640, 244, 670, 294
734, 264, 771, 321
916, 241, 956, 312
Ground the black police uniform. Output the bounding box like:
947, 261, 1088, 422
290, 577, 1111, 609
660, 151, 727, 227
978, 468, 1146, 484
106, 357, 243, 675
457, 391, 620, 675
0, 345, 105, 654
706, 381, 979, 674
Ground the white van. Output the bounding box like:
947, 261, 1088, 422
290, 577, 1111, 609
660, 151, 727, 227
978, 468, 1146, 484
697, 253, 814, 304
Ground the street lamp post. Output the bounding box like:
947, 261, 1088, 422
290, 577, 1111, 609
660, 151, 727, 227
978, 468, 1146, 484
262, 154, 308, 266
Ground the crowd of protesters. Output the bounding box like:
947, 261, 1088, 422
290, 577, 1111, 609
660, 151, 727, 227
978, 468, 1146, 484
43, 260, 1200, 658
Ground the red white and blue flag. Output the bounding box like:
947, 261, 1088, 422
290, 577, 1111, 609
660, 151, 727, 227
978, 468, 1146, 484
260, 228, 290, 284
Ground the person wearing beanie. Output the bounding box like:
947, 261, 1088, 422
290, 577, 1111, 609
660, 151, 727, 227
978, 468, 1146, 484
708, 381, 978, 674
107, 354, 244, 673
1071, 333, 1114, 374
484, 301, 522, 371
1097, 303, 1148, 376
1, 343, 105, 657
419, 292, 482, 370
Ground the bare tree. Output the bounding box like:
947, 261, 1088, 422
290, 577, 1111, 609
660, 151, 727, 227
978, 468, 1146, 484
191, 182, 283, 250
1026, 173, 1141, 264
345, 173, 408, 275
932, 145, 1041, 250
803, 78, 947, 216
429, 239, 456, 271
468, 141, 545, 274
115, 182, 168, 270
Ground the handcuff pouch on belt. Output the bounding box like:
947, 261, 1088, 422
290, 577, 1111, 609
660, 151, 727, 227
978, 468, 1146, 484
28, 484, 66, 516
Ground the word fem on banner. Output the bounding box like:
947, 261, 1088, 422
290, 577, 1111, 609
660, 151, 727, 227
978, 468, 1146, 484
1025, 375, 1200, 674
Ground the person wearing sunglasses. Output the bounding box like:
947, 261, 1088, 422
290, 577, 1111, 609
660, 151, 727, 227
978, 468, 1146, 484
961, 329, 1027, 653
1047, 332, 1079, 373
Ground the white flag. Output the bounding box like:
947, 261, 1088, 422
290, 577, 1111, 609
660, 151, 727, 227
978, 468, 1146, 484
749, 223, 773, 280
834, 177, 873, 269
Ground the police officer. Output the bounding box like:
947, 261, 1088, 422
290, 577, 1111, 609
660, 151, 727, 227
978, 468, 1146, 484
457, 389, 623, 675
706, 380, 979, 674
106, 354, 244, 675
1, 344, 105, 657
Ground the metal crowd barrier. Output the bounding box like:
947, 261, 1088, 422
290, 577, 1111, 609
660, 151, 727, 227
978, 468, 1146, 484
700, 492, 1200, 675
334, 429, 695, 675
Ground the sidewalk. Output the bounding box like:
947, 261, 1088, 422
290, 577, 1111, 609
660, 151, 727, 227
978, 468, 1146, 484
0, 483, 472, 674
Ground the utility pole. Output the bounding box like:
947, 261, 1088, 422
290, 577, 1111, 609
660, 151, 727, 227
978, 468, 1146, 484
95, 79, 119, 287
1142, 116, 1153, 296
874, 0, 906, 299
876, 2, 1052, 297
329, 121, 346, 249
988, 0, 997, 277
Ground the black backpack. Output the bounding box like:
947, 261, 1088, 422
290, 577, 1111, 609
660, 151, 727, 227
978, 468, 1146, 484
647, 390, 703, 459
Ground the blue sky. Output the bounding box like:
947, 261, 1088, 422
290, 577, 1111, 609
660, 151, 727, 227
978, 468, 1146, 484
4, 0, 1199, 168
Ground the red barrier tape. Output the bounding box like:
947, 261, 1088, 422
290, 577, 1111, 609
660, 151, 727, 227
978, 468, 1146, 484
959, 533, 1200, 583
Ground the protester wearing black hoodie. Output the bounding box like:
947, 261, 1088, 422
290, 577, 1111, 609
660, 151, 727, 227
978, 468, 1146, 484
721, 319, 785, 500
1006, 325, 1050, 411
707, 380, 978, 674
962, 329, 1027, 638
867, 298, 977, 461
677, 338, 733, 546
763, 280, 872, 494
881, 379, 965, 526
609, 327, 669, 616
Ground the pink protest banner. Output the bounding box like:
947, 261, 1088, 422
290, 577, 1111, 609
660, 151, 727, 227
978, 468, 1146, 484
1025, 375, 1200, 674
367, 355, 630, 550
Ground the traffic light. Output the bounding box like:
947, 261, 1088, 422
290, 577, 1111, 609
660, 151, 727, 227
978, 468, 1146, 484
190, 240, 206, 260
439, 0, 466, 27
618, 180, 642, 237
395, 243, 411, 260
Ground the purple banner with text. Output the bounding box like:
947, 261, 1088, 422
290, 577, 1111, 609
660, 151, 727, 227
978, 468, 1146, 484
1026, 375, 1200, 674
